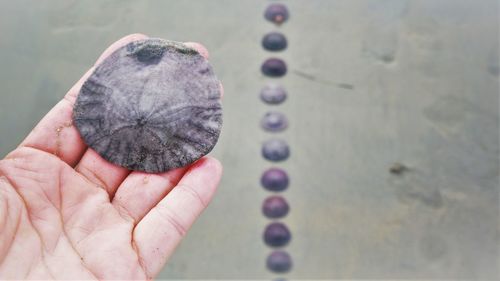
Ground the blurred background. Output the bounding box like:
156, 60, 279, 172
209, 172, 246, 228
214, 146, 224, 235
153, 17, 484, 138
0, 0, 498, 279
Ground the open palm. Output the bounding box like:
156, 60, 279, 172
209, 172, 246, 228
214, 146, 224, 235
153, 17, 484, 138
0, 34, 222, 280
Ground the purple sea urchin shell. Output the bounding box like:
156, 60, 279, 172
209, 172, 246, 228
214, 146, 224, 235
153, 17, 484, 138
262, 32, 288, 51
262, 196, 289, 218
261, 168, 289, 191
264, 4, 290, 25
264, 222, 291, 247
260, 84, 287, 105
267, 251, 292, 273
262, 139, 290, 162
73, 38, 222, 173
261, 111, 288, 132
261, 58, 287, 77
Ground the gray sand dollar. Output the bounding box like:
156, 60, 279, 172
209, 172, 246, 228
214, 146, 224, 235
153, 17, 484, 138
260, 84, 287, 105
262, 139, 290, 162
73, 38, 222, 173
261, 111, 288, 132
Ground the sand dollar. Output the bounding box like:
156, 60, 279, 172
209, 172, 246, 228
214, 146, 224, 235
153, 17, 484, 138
73, 38, 222, 173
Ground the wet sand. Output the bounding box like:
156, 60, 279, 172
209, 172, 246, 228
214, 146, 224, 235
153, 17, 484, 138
0, 0, 498, 279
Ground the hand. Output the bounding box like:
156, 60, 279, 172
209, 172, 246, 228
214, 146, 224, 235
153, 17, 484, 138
0, 34, 222, 280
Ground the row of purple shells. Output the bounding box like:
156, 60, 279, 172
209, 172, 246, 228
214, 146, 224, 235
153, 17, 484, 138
262, 3, 292, 276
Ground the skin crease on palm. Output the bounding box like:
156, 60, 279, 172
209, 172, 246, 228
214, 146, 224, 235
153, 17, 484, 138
0, 34, 224, 280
